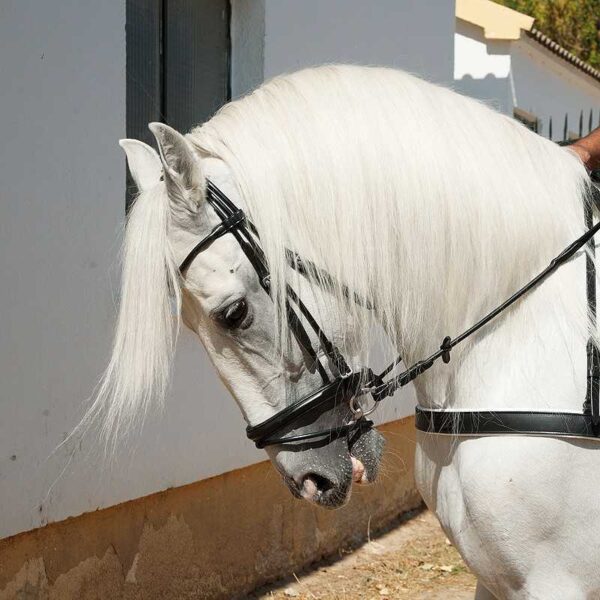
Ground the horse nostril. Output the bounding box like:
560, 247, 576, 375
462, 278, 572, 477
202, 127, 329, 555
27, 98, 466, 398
296, 472, 349, 507
303, 472, 335, 494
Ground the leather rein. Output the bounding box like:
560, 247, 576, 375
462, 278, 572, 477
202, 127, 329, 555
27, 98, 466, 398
179, 179, 600, 448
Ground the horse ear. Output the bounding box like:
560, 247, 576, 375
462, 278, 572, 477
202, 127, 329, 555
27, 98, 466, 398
148, 122, 204, 220
119, 139, 162, 192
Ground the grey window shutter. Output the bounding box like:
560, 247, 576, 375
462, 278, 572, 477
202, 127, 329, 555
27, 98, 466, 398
126, 0, 230, 209
164, 0, 230, 133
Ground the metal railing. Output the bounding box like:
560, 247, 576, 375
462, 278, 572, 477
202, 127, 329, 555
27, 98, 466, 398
546, 109, 599, 141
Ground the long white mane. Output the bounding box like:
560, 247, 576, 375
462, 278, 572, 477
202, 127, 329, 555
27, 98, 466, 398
94, 64, 591, 440
87, 184, 181, 445
192, 64, 590, 361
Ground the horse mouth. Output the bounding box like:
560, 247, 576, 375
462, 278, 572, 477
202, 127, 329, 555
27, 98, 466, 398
351, 455, 368, 484
349, 426, 385, 484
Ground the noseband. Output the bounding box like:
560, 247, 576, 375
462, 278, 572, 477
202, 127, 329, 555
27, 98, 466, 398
180, 179, 600, 449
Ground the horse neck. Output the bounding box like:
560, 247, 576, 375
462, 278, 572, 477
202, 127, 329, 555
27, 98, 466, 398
408, 232, 589, 413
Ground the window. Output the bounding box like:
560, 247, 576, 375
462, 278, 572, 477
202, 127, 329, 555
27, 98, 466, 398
125, 0, 230, 208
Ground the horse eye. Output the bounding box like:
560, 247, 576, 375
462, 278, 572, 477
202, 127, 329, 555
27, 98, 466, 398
218, 299, 248, 329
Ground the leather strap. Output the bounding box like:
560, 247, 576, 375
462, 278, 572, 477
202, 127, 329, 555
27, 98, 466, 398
178, 209, 245, 274
415, 406, 600, 439
371, 192, 600, 403
246, 370, 372, 447
180, 181, 346, 387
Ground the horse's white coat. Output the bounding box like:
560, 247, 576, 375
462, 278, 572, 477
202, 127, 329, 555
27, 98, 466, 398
98, 65, 599, 597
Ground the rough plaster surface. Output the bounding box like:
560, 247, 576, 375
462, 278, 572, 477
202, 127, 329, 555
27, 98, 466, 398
0, 419, 419, 600
2, 0, 436, 541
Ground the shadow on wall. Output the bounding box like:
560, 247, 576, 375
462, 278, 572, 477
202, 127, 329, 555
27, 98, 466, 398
453, 74, 512, 115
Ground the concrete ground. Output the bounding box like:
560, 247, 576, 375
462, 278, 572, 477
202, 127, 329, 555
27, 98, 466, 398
250, 508, 476, 600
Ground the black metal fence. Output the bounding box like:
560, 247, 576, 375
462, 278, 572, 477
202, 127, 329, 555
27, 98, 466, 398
519, 108, 600, 141
552, 109, 600, 142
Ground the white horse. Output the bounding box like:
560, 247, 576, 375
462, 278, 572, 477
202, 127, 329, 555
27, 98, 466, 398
94, 65, 600, 599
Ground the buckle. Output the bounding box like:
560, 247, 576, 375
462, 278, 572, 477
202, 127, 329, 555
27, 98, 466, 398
440, 336, 452, 363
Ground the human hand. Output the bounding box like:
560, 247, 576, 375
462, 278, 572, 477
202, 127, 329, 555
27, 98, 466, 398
570, 143, 593, 169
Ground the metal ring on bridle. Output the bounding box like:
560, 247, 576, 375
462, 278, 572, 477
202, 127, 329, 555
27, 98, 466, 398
349, 393, 378, 418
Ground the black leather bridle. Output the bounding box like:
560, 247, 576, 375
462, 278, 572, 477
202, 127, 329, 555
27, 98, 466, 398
179, 178, 600, 449
179, 181, 382, 448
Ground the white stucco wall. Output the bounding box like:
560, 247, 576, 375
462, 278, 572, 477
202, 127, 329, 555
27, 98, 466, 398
454, 20, 513, 113
1, 1, 454, 540
0, 0, 263, 541
0, 0, 129, 540
511, 37, 600, 138
232, 0, 456, 98
454, 19, 600, 135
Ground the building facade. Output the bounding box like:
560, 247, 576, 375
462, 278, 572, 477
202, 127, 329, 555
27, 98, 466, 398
0, 2, 454, 598
3, 1, 599, 597
454, 0, 600, 138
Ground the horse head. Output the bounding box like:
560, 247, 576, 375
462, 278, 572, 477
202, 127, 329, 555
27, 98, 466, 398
117, 123, 384, 508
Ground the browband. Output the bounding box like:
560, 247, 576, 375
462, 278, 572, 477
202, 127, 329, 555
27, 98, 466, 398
179, 209, 245, 274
